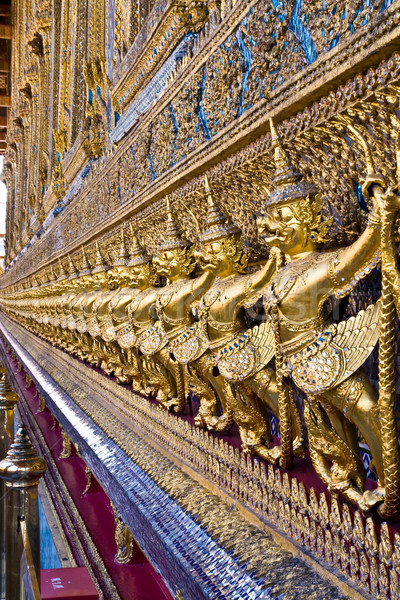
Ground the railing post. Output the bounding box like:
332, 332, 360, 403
0, 370, 18, 600
0, 424, 46, 600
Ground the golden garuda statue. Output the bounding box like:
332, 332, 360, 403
7, 116, 400, 519
254, 119, 399, 517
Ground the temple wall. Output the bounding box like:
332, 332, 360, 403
2, 0, 400, 598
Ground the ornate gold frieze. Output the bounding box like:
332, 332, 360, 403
3, 0, 400, 274
2, 44, 400, 288
111, 0, 212, 112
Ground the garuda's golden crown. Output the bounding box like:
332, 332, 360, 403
80, 246, 92, 275
92, 241, 109, 274
199, 175, 239, 242
158, 197, 190, 251
57, 258, 68, 281
113, 229, 130, 267
265, 119, 316, 209
127, 224, 151, 266
67, 254, 80, 280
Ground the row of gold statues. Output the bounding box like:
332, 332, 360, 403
3, 120, 400, 518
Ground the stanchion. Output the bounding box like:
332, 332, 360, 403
0, 371, 18, 600
0, 424, 46, 600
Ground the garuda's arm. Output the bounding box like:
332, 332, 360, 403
323, 183, 384, 300
241, 252, 279, 309
189, 270, 216, 304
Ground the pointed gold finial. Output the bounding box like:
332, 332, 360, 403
57, 257, 67, 280
199, 174, 239, 242
269, 118, 302, 186
127, 224, 151, 266
48, 265, 57, 282
114, 229, 130, 266
80, 246, 92, 275
269, 117, 278, 141
158, 197, 189, 251
68, 254, 79, 280
92, 241, 108, 273
68, 254, 79, 279
0, 424, 47, 485
263, 118, 316, 209
0, 376, 18, 407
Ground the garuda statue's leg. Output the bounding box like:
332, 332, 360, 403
156, 347, 187, 413
315, 368, 384, 510
244, 367, 305, 459
190, 356, 280, 461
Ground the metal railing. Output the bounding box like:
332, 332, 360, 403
0, 365, 46, 600
20, 517, 41, 600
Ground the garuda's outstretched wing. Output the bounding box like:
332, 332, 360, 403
333, 300, 380, 385
285, 302, 380, 395
216, 321, 275, 382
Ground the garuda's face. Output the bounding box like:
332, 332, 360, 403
91, 272, 108, 289
74, 274, 91, 290
257, 204, 308, 256
81, 274, 94, 289
153, 249, 187, 281
194, 239, 235, 277
108, 266, 130, 288
130, 264, 150, 289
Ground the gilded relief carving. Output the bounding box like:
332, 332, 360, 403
3, 0, 400, 594
5, 114, 400, 524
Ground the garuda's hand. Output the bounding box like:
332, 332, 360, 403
377, 185, 400, 213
